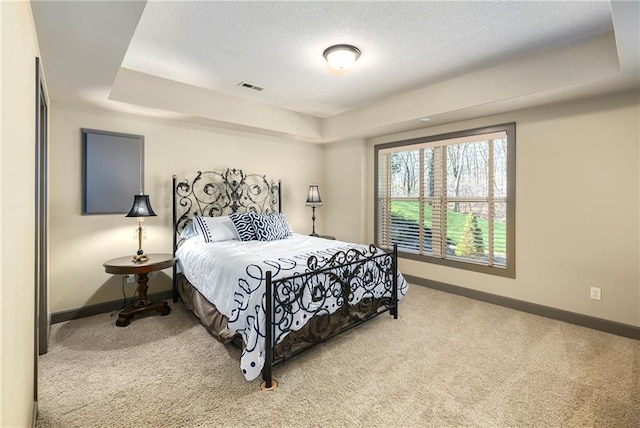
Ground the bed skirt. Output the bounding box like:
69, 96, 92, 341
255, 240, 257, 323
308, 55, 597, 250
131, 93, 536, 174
177, 273, 388, 360
177, 274, 237, 344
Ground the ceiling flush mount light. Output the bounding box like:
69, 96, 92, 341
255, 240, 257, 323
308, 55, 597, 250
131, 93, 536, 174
323, 44, 361, 71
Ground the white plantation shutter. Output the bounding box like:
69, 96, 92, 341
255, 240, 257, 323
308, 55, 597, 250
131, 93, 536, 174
376, 125, 515, 276
377, 148, 422, 252
378, 153, 391, 246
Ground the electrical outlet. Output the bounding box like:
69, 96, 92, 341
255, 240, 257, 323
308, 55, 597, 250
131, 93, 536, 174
590, 287, 601, 301
126, 275, 135, 284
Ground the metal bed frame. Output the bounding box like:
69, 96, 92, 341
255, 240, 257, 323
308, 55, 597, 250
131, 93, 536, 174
172, 168, 399, 389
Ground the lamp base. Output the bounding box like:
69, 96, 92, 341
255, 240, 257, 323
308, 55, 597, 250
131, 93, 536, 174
131, 253, 149, 263
309, 233, 319, 237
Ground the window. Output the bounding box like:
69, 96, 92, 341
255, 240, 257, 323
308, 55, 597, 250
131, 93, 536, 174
375, 123, 515, 277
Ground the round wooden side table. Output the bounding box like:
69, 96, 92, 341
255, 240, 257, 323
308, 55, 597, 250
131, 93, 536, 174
103, 253, 176, 327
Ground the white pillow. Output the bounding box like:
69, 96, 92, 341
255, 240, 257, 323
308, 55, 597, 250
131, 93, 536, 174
180, 222, 199, 240
193, 215, 239, 243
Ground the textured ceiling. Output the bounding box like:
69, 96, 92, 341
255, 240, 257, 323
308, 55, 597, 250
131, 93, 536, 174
122, 1, 613, 118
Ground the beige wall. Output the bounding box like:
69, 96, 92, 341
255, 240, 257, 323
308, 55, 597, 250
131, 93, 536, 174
362, 91, 639, 327
323, 138, 367, 243
51, 91, 640, 329
1, 1, 39, 426
49, 105, 325, 313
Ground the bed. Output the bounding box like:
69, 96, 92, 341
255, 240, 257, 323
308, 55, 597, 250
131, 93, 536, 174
172, 168, 408, 389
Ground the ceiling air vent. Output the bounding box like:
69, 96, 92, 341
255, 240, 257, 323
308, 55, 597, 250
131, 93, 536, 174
237, 81, 264, 91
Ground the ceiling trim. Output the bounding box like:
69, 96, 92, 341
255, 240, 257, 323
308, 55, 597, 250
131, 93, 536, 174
109, 68, 323, 140
109, 32, 624, 143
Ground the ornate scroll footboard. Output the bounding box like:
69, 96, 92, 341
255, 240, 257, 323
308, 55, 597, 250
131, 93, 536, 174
262, 243, 399, 390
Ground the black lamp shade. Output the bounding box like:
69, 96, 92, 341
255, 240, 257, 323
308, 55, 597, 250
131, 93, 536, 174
125, 194, 157, 217
305, 185, 322, 206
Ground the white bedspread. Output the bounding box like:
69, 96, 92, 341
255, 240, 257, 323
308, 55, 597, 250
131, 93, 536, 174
177, 233, 408, 381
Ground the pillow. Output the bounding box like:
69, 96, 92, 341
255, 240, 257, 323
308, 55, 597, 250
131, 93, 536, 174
252, 212, 292, 241
179, 221, 199, 240
192, 215, 239, 243
229, 212, 258, 241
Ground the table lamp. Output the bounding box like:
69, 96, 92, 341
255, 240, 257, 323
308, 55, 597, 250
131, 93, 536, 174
305, 185, 322, 237
126, 193, 157, 262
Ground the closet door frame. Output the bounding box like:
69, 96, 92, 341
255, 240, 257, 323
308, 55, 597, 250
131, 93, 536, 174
34, 56, 49, 401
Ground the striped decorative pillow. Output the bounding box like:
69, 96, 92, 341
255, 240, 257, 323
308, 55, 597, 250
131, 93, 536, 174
252, 212, 292, 241
229, 212, 258, 241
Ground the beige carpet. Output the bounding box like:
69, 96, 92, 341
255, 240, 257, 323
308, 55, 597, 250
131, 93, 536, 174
37, 285, 639, 428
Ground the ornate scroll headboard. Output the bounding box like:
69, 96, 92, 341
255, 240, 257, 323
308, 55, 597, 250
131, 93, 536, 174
172, 168, 281, 244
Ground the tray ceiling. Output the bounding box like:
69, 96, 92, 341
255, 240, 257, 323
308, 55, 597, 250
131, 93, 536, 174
31, 1, 639, 142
